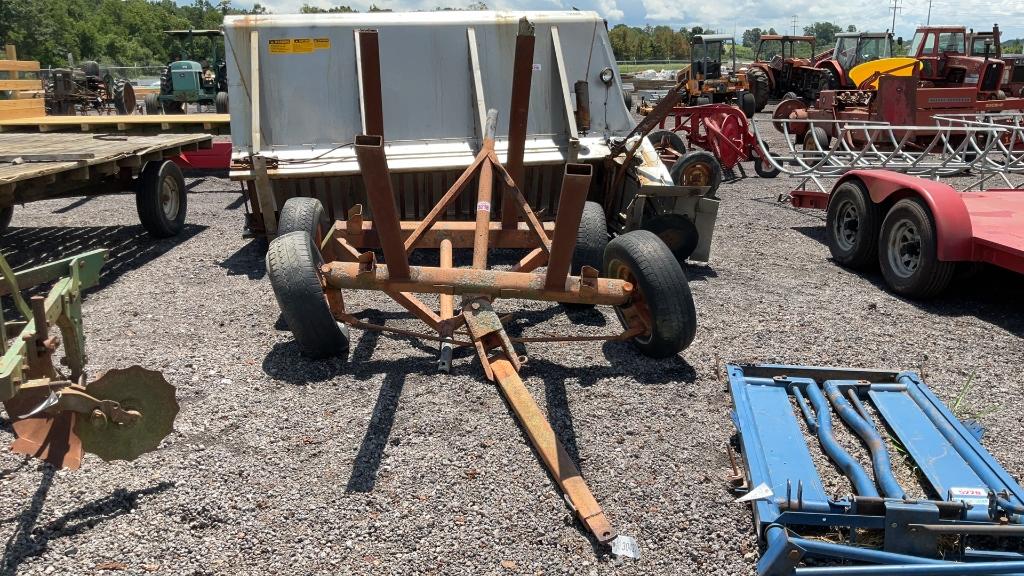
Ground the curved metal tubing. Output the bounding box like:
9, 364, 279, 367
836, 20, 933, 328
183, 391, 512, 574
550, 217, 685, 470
804, 383, 879, 497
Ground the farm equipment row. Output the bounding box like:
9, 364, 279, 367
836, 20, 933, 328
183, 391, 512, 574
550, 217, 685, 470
45, 61, 137, 116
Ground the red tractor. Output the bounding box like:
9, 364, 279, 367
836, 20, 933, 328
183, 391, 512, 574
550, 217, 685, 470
746, 35, 830, 112
1003, 54, 1024, 98
908, 24, 1007, 98
814, 32, 896, 89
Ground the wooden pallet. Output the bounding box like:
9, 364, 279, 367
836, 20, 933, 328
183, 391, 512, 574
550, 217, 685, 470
0, 113, 231, 135
0, 132, 212, 205
0, 45, 45, 121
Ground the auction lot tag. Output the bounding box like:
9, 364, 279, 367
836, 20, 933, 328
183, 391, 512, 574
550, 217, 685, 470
949, 486, 990, 508
611, 535, 640, 559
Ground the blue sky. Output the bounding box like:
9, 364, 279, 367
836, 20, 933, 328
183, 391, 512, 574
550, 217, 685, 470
208, 0, 1022, 43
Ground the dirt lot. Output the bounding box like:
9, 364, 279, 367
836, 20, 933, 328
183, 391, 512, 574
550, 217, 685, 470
0, 117, 1022, 575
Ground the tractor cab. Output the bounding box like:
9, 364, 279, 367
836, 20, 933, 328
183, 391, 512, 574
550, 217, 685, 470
828, 32, 894, 86
692, 34, 734, 80
145, 29, 229, 115
675, 34, 752, 113
968, 25, 1001, 58
909, 25, 1005, 96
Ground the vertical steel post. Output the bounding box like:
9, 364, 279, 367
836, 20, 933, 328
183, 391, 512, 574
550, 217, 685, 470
437, 238, 455, 372
544, 163, 593, 290
354, 135, 410, 280
473, 110, 499, 270
501, 17, 535, 230
357, 29, 384, 138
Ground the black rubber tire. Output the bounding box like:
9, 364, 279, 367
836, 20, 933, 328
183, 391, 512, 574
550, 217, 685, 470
747, 67, 770, 112
603, 230, 697, 358
826, 180, 879, 270
641, 214, 699, 263
136, 160, 187, 238
695, 96, 712, 106
739, 92, 757, 118
267, 231, 349, 358
782, 91, 799, 101
113, 81, 136, 114
80, 60, 101, 78
278, 197, 330, 243
648, 129, 686, 155
823, 67, 840, 90
215, 91, 229, 114
163, 100, 185, 114
803, 126, 831, 151
877, 198, 955, 298
0, 205, 13, 235
563, 201, 609, 310
670, 151, 723, 196
622, 90, 633, 110
144, 94, 160, 115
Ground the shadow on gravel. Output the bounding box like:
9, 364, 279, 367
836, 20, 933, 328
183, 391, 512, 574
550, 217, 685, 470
793, 225, 1024, 336
1, 468, 173, 575
0, 224, 206, 293
219, 238, 267, 280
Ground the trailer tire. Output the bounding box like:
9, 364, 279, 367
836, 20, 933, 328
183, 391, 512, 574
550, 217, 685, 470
604, 230, 697, 358
0, 205, 13, 235
563, 201, 609, 311
747, 67, 770, 112
648, 130, 686, 155
136, 160, 187, 238
826, 180, 879, 270
144, 94, 160, 115
215, 91, 229, 114
739, 92, 757, 118
267, 231, 349, 358
278, 197, 330, 244
878, 198, 955, 298
642, 214, 699, 263
670, 151, 722, 196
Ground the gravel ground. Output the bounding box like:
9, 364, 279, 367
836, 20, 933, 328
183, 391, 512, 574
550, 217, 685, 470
0, 111, 1022, 576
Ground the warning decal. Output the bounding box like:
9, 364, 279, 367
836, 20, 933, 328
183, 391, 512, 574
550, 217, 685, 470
314, 38, 331, 50
269, 38, 331, 54
268, 39, 292, 54
292, 38, 314, 53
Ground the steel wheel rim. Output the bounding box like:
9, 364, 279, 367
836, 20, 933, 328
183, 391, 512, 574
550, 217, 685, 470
682, 163, 712, 187
833, 199, 859, 252
160, 176, 181, 220
609, 259, 652, 346
887, 219, 921, 278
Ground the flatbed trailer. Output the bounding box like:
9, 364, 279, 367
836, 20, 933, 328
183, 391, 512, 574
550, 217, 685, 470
792, 170, 1024, 297
0, 113, 230, 135
0, 131, 213, 235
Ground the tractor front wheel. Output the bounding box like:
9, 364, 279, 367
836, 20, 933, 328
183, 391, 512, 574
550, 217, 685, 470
604, 230, 697, 358
144, 94, 160, 115
215, 91, 229, 114
739, 92, 757, 118
267, 231, 350, 358
136, 160, 187, 238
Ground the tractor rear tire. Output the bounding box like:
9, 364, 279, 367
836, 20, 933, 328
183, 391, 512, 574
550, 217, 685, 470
877, 198, 955, 298
648, 130, 686, 155
739, 92, 757, 118
670, 151, 722, 196
144, 94, 160, 115
267, 231, 350, 358
747, 68, 770, 112
136, 160, 187, 238
114, 81, 136, 115
826, 179, 879, 270
641, 213, 699, 263
0, 205, 13, 235
604, 230, 697, 358
215, 91, 229, 114
563, 201, 609, 311
278, 197, 330, 244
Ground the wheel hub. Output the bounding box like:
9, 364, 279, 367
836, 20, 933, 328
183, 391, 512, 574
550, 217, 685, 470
834, 200, 860, 251
161, 176, 180, 220
888, 220, 922, 278
682, 163, 712, 187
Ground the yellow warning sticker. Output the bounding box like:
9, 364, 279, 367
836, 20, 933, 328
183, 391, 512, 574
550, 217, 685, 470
292, 38, 314, 53
268, 39, 292, 54
314, 38, 331, 50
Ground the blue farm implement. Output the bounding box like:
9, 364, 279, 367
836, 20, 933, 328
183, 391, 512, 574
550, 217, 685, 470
727, 364, 1024, 576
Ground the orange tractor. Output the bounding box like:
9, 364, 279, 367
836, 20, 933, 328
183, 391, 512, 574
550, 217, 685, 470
745, 35, 830, 112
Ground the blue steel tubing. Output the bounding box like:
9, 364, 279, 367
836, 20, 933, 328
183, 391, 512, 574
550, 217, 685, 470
823, 382, 906, 499
792, 536, 943, 566
795, 561, 1024, 575
804, 383, 879, 497
899, 376, 1024, 517
791, 385, 818, 433
846, 389, 875, 429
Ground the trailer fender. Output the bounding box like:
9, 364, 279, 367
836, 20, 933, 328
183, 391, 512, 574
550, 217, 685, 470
834, 171, 974, 261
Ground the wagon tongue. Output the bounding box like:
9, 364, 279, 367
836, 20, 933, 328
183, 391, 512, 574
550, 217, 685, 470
4, 366, 178, 469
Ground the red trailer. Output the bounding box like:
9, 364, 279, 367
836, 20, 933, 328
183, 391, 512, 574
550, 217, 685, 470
792, 170, 1024, 298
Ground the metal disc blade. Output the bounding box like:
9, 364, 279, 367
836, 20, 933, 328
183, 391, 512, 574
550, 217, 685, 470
4, 391, 84, 469
74, 366, 179, 462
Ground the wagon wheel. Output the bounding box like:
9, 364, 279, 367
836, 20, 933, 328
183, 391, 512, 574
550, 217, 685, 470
604, 230, 697, 358
670, 151, 723, 196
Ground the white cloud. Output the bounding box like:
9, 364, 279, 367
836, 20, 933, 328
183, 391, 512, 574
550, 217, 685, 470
594, 0, 624, 21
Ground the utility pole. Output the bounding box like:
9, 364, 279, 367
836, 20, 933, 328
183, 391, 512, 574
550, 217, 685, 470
926, 0, 932, 25
791, 15, 798, 36
889, 0, 902, 36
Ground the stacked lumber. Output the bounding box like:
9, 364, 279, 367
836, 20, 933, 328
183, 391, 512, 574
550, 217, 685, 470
0, 45, 45, 120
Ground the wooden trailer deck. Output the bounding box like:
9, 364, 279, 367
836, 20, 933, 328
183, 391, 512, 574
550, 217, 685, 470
0, 114, 230, 135
0, 132, 212, 203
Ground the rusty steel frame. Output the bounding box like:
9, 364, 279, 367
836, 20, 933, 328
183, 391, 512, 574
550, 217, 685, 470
310, 22, 651, 551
